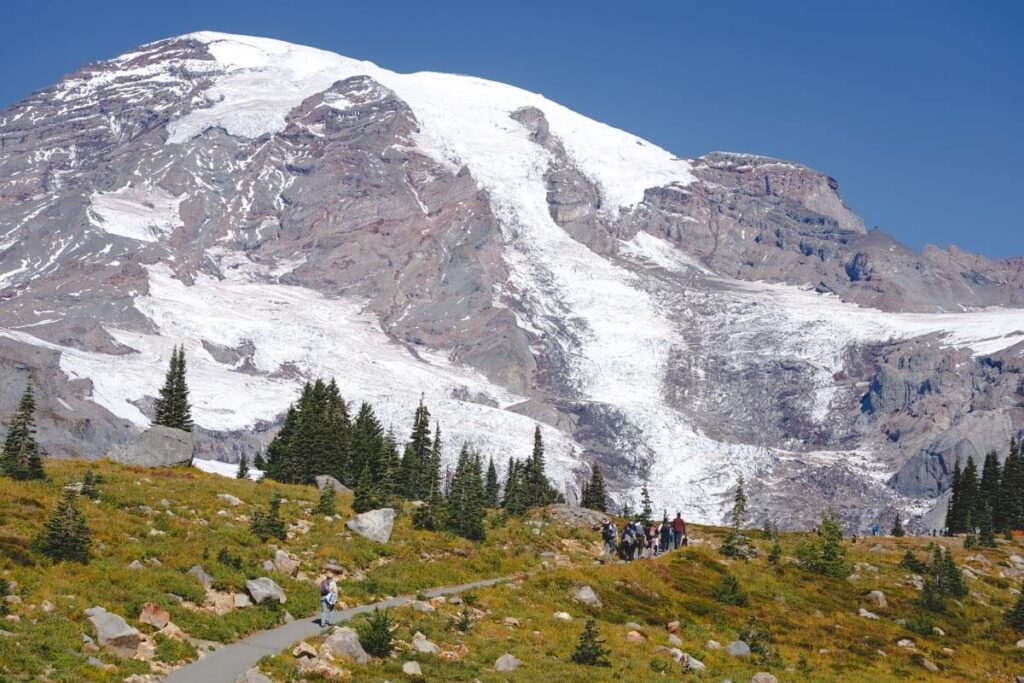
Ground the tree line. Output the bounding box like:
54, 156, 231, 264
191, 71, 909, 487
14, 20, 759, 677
945, 438, 1024, 543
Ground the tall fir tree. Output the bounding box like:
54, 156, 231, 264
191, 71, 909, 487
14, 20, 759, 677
638, 485, 653, 527
153, 346, 193, 432
581, 464, 608, 512
264, 380, 351, 485
484, 457, 500, 508
349, 402, 384, 488
1, 381, 45, 480
236, 453, 250, 480
1000, 437, 1024, 531
353, 460, 380, 513
378, 428, 401, 501
399, 400, 432, 500
445, 444, 486, 540
945, 459, 964, 534
720, 475, 753, 559
522, 426, 558, 508
38, 488, 91, 563
960, 456, 980, 532
502, 459, 528, 516
979, 450, 1002, 528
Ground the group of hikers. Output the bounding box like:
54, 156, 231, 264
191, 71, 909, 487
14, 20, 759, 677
600, 512, 688, 562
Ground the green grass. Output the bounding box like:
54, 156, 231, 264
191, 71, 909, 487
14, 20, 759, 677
0, 460, 579, 682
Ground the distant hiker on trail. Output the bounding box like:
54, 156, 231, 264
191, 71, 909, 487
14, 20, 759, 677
646, 523, 659, 557
621, 522, 637, 561
672, 512, 687, 549
318, 571, 338, 627
659, 517, 672, 553
601, 519, 618, 563
872, 523, 881, 537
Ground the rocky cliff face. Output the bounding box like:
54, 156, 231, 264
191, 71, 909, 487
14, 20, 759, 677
0, 32, 1021, 528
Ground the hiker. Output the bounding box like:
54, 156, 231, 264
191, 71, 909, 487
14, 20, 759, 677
621, 522, 637, 561
672, 512, 687, 549
319, 571, 339, 627
872, 523, 881, 537
659, 517, 672, 553
601, 519, 618, 563
646, 522, 659, 557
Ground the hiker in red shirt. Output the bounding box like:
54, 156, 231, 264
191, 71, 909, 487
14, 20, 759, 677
672, 512, 687, 549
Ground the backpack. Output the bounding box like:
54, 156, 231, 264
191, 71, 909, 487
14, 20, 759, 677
319, 578, 332, 596
602, 523, 616, 542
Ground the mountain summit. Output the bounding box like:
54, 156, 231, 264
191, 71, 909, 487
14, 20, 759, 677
1, 32, 1021, 527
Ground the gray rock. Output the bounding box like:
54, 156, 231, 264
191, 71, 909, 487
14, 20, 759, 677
727, 640, 751, 658
245, 578, 286, 604
187, 565, 213, 590
865, 590, 887, 608
272, 549, 300, 576
682, 653, 706, 671
402, 660, 423, 676
858, 608, 879, 620
751, 674, 778, 683
411, 631, 440, 654
320, 627, 370, 663
217, 493, 243, 506
495, 653, 521, 672
411, 600, 434, 613
86, 606, 141, 657
314, 475, 352, 495
668, 634, 682, 646
572, 585, 602, 608
346, 508, 396, 543
545, 504, 607, 528
234, 668, 275, 683
112, 426, 194, 468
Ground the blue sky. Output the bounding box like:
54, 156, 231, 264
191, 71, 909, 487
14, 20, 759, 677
3, 1, 1022, 257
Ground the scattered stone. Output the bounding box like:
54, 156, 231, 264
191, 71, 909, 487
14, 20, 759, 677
233, 593, 253, 609
667, 620, 681, 634
273, 549, 300, 576
503, 617, 520, 628
411, 600, 435, 613
623, 621, 644, 631
234, 668, 275, 683
553, 611, 572, 621
545, 504, 607, 528
157, 622, 185, 641
933, 626, 945, 637
897, 638, 915, 649
866, 590, 887, 608
626, 630, 645, 643
217, 493, 243, 506
573, 585, 602, 608
495, 653, 521, 672
3, 595, 20, 605
320, 626, 371, 663
187, 565, 213, 590
315, 475, 352, 494
86, 606, 141, 657
668, 634, 683, 646
727, 641, 751, 658
345, 508, 396, 544
858, 608, 879, 620
293, 641, 317, 658
751, 673, 778, 683
138, 603, 169, 629
682, 653, 706, 671
920, 658, 939, 673
204, 590, 236, 616
40, 600, 54, 613
128, 560, 145, 570
403, 660, 423, 676
1016, 639, 1024, 649
706, 639, 722, 650
411, 631, 440, 654
449, 595, 463, 605
245, 578, 286, 605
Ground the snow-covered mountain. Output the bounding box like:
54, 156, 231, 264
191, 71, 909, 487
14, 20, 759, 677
1, 32, 1022, 528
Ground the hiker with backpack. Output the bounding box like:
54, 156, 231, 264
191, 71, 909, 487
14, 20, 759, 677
672, 512, 687, 549
659, 517, 672, 553
601, 519, 618, 563
318, 571, 339, 627
646, 522, 659, 557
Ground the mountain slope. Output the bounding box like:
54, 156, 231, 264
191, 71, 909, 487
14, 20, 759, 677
0, 32, 1022, 526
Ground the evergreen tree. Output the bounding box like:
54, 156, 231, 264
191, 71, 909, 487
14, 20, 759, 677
795, 507, 849, 578
712, 573, 749, 606
960, 455, 980, 532
236, 453, 250, 480
1, 381, 45, 480
1005, 587, 1024, 632
891, 514, 906, 537
398, 400, 432, 500
81, 469, 101, 500
353, 460, 381, 514
316, 482, 337, 516
153, 346, 193, 432
484, 457, 500, 508
502, 459, 528, 516
349, 403, 384, 488
977, 501, 997, 548
980, 450, 1002, 528
378, 429, 401, 501
264, 381, 352, 485
1001, 438, 1024, 531
251, 492, 286, 541
446, 444, 486, 540
38, 488, 91, 563
358, 608, 394, 657
638, 485, 653, 528
767, 540, 782, 566
945, 459, 964, 535
580, 463, 608, 512
252, 451, 266, 471
569, 618, 610, 667
523, 426, 558, 508
720, 475, 754, 559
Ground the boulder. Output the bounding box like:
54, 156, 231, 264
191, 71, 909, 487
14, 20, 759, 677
545, 504, 607, 528
320, 626, 370, 663
128, 560, 144, 570
626, 630, 645, 643
495, 653, 521, 672
157, 622, 185, 641
553, 611, 572, 621
293, 641, 317, 658
706, 639, 722, 649
667, 620, 681, 634
235, 668, 275, 683
668, 634, 683, 646
315, 475, 353, 494
233, 593, 253, 609
751, 674, 778, 683
727, 640, 751, 658
346, 508, 396, 544
411, 600, 435, 613
273, 549, 300, 576
866, 590, 888, 608
682, 653, 706, 671
403, 660, 423, 676
86, 606, 141, 657
858, 608, 879, 620
921, 658, 940, 673
504, 617, 520, 628
1017, 639, 1024, 649
217, 493, 243, 506
572, 585, 602, 608
112, 425, 194, 468
187, 565, 213, 590
411, 631, 440, 654
245, 578, 286, 605
897, 638, 916, 649
138, 603, 169, 629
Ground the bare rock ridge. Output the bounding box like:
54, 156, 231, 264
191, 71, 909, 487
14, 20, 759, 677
0, 31, 1021, 529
